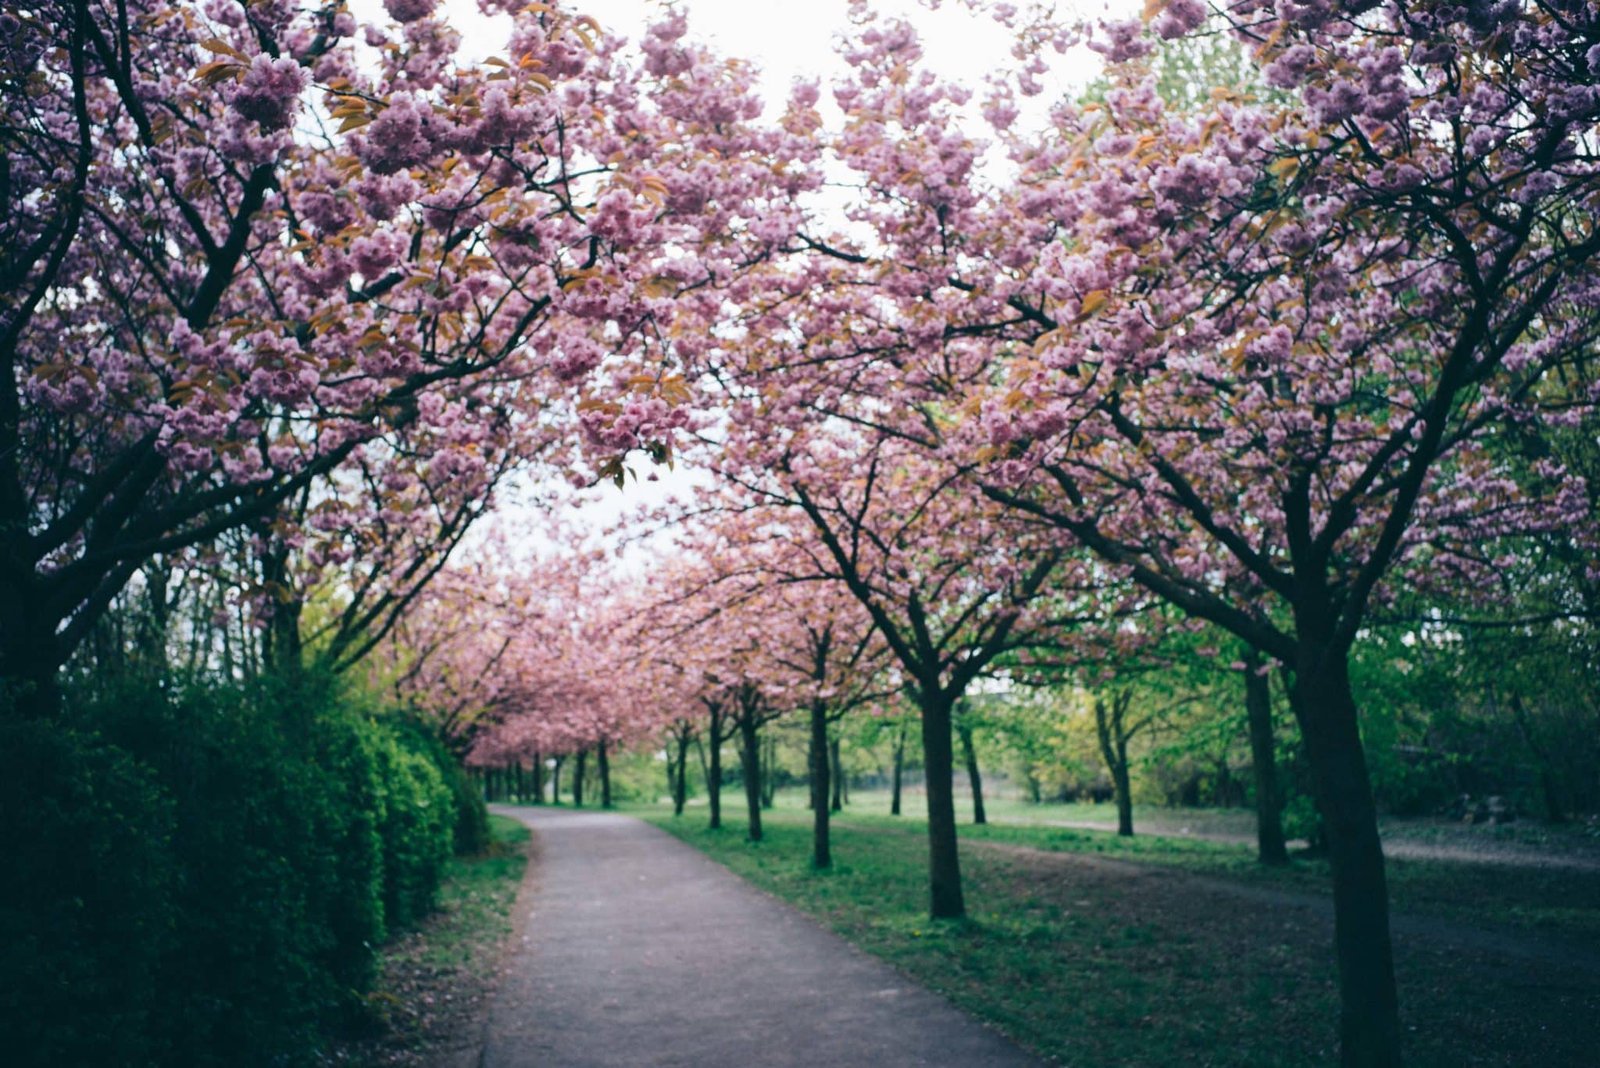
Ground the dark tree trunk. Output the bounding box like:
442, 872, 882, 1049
809, 701, 832, 868
829, 736, 844, 812
760, 735, 777, 809
706, 733, 723, 830
891, 724, 905, 816
0, 572, 65, 721
531, 751, 545, 804
739, 715, 763, 842
1095, 692, 1135, 837
597, 739, 612, 809
1292, 644, 1402, 1068
1245, 657, 1289, 865
551, 756, 563, 805
573, 749, 587, 807
919, 690, 965, 919
673, 731, 690, 816
958, 721, 987, 826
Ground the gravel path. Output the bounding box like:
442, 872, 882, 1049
479, 806, 1044, 1068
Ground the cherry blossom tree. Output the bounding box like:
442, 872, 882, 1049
0, 0, 788, 715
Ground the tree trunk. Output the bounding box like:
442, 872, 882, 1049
573, 749, 587, 807
551, 756, 563, 805
531, 750, 545, 804
597, 739, 612, 809
739, 716, 763, 842
673, 731, 690, 816
1245, 657, 1289, 865
829, 736, 844, 812
761, 735, 777, 809
958, 721, 987, 825
809, 701, 831, 868
706, 734, 723, 830
919, 690, 965, 919
1095, 693, 1135, 836
1293, 645, 1403, 1068
891, 724, 905, 816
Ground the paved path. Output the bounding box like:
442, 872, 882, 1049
481, 806, 1043, 1068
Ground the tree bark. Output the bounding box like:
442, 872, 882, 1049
706, 733, 723, 830
739, 715, 763, 842
673, 731, 690, 816
531, 750, 545, 804
1245, 657, 1289, 865
761, 735, 777, 809
829, 736, 844, 812
572, 749, 587, 807
958, 720, 987, 825
1095, 692, 1135, 836
597, 739, 612, 809
1292, 645, 1402, 1068
891, 723, 905, 816
551, 756, 563, 805
809, 700, 831, 868
919, 690, 965, 919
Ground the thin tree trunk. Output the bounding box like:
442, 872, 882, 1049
829, 736, 844, 812
531, 750, 545, 804
891, 723, 905, 816
551, 756, 563, 805
573, 749, 587, 807
958, 721, 987, 825
919, 689, 965, 919
809, 701, 831, 868
598, 739, 612, 809
673, 731, 690, 816
1245, 656, 1289, 864
1293, 644, 1402, 1068
706, 732, 723, 830
761, 735, 777, 809
1095, 692, 1135, 836
739, 716, 763, 842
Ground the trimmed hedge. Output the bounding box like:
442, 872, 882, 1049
0, 674, 484, 1067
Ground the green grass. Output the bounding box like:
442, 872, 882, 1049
638, 803, 1599, 1067
641, 807, 1336, 1066
719, 789, 1600, 946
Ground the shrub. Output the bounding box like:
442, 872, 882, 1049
0, 714, 177, 1067
0, 673, 478, 1065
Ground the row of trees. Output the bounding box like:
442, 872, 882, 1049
427, 6, 1600, 1067
7, 1, 1598, 1066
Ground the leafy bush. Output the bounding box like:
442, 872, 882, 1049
0, 714, 177, 1067
0, 673, 483, 1066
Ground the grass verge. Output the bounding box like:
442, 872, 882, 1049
641, 805, 1597, 1067
331, 813, 530, 1066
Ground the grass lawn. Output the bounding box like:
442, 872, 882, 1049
336, 813, 530, 1066
638, 803, 1598, 1067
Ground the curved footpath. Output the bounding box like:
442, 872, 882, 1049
479, 806, 1043, 1068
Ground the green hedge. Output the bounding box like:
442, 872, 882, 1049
0, 673, 486, 1066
